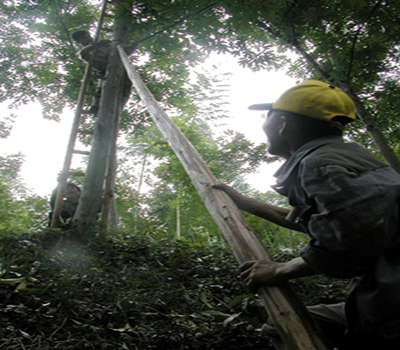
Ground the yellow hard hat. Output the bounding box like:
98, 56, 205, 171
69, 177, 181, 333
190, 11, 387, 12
249, 80, 356, 123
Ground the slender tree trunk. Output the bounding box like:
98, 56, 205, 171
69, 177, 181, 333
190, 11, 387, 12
107, 134, 119, 231
341, 87, 400, 173
176, 201, 181, 240
108, 197, 119, 229
134, 156, 147, 234
107, 159, 119, 232
101, 96, 120, 235
74, 16, 130, 234
101, 144, 118, 234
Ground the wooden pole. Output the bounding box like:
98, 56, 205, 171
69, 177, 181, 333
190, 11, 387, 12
118, 46, 332, 350
100, 99, 120, 234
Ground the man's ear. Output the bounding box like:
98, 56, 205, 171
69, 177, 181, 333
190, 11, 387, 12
278, 114, 293, 138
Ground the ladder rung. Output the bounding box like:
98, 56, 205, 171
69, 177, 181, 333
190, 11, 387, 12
91, 74, 106, 80
68, 171, 85, 177
73, 150, 90, 155
77, 129, 94, 135
85, 91, 101, 97
81, 109, 97, 115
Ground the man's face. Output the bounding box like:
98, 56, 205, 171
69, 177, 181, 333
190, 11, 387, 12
77, 32, 92, 46
66, 186, 80, 201
262, 110, 291, 158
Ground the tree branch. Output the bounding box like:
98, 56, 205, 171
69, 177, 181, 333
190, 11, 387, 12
51, 0, 76, 56
346, 0, 383, 81
253, 19, 400, 172
133, 2, 219, 46
254, 20, 334, 82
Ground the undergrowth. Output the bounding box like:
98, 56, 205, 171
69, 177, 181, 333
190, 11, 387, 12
0, 230, 350, 349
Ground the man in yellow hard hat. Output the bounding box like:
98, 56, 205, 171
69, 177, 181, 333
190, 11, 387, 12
214, 81, 400, 349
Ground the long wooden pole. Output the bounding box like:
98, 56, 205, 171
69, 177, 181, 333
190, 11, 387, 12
118, 46, 331, 350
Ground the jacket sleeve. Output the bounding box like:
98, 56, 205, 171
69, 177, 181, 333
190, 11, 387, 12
296, 163, 396, 278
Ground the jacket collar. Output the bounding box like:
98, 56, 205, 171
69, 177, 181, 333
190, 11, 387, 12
272, 136, 344, 194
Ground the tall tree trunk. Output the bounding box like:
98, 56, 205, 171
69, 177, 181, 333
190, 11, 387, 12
108, 196, 119, 229
74, 16, 130, 234
105, 143, 119, 232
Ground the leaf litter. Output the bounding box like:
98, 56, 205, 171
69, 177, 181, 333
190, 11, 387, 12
0, 230, 350, 349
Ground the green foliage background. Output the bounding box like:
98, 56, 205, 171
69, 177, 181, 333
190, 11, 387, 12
2, 1, 396, 347
1, 0, 399, 243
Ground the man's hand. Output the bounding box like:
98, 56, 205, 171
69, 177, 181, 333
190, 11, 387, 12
213, 183, 303, 231
212, 183, 248, 209
239, 260, 287, 292
239, 257, 318, 293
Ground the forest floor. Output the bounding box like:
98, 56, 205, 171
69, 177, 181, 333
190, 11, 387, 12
0, 231, 350, 350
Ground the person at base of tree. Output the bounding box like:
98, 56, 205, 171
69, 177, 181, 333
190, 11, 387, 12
213, 80, 400, 350
49, 182, 81, 229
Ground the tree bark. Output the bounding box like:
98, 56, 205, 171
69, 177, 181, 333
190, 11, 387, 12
101, 128, 119, 233
74, 19, 129, 234
340, 87, 400, 173
118, 46, 332, 350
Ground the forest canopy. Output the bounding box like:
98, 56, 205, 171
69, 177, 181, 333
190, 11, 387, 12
0, 2, 399, 348
0, 0, 399, 235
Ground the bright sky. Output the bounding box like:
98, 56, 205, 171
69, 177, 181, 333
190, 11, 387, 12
0, 54, 297, 198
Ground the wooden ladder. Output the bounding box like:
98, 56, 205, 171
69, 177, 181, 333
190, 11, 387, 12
50, 0, 114, 230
